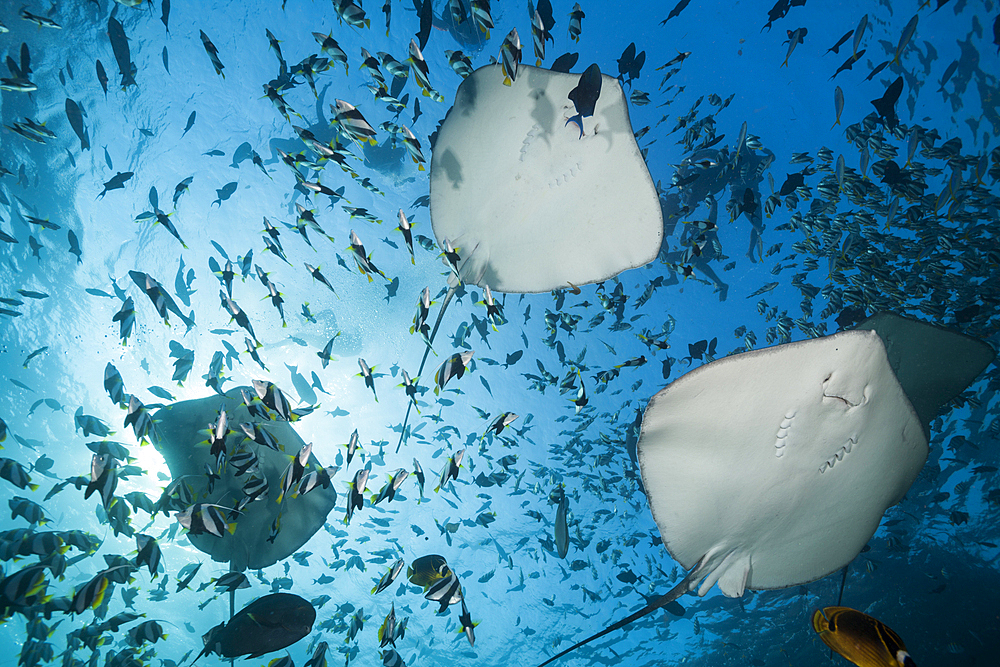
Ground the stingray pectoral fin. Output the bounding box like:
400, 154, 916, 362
534, 555, 708, 667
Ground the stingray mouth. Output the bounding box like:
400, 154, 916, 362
819, 437, 857, 473
820, 373, 869, 408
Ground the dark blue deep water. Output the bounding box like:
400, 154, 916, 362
1, 1, 999, 666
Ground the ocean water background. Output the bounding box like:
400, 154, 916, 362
1, 1, 998, 666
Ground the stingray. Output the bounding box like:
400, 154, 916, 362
536, 313, 994, 666
396, 63, 661, 451
429, 63, 661, 293
152, 387, 337, 571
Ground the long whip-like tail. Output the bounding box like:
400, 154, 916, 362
395, 285, 457, 453
534, 557, 705, 667
830, 563, 850, 660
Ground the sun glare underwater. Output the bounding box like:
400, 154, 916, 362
1, 1, 1000, 667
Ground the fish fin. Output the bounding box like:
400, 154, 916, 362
565, 114, 584, 139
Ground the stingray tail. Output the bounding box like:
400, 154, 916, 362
836, 563, 849, 607
395, 285, 458, 453
534, 556, 706, 667
832, 563, 850, 661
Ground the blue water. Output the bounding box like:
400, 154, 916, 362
1, 1, 998, 666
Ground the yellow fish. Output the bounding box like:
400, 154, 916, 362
812, 607, 916, 667
407, 554, 451, 588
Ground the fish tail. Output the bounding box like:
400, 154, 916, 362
565, 114, 584, 138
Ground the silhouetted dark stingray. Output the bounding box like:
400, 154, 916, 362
152, 387, 337, 571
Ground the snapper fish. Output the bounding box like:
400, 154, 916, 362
411, 287, 434, 348
251, 379, 292, 421
357, 359, 379, 402
425, 566, 463, 612
239, 422, 280, 451
372, 559, 405, 595
446, 50, 474, 79
530, 9, 550, 66
199, 31, 225, 78
127, 620, 167, 646
377, 603, 398, 647
334, 0, 369, 28
213, 572, 250, 592
129, 270, 196, 331
499, 28, 522, 86
124, 395, 157, 444
345, 468, 370, 525
135, 534, 163, 578
246, 337, 266, 371
11, 118, 56, 142
435, 448, 465, 492
297, 465, 338, 498
459, 598, 478, 646
312, 33, 348, 74
566, 64, 602, 138
332, 100, 377, 146
346, 429, 362, 466
434, 351, 474, 395
304, 263, 338, 296
206, 408, 229, 464
372, 469, 410, 505
97, 171, 134, 199
85, 453, 117, 509
470, 0, 494, 37
399, 370, 421, 411
407, 40, 434, 98
317, 334, 339, 369
399, 126, 426, 170
348, 231, 388, 282
229, 449, 259, 477
20, 9, 61, 29
568, 3, 584, 41
479, 285, 503, 330
0, 77, 36, 92
176, 503, 235, 538
396, 210, 416, 264
484, 412, 518, 438
277, 442, 312, 504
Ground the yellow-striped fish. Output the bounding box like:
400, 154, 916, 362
812, 607, 916, 667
